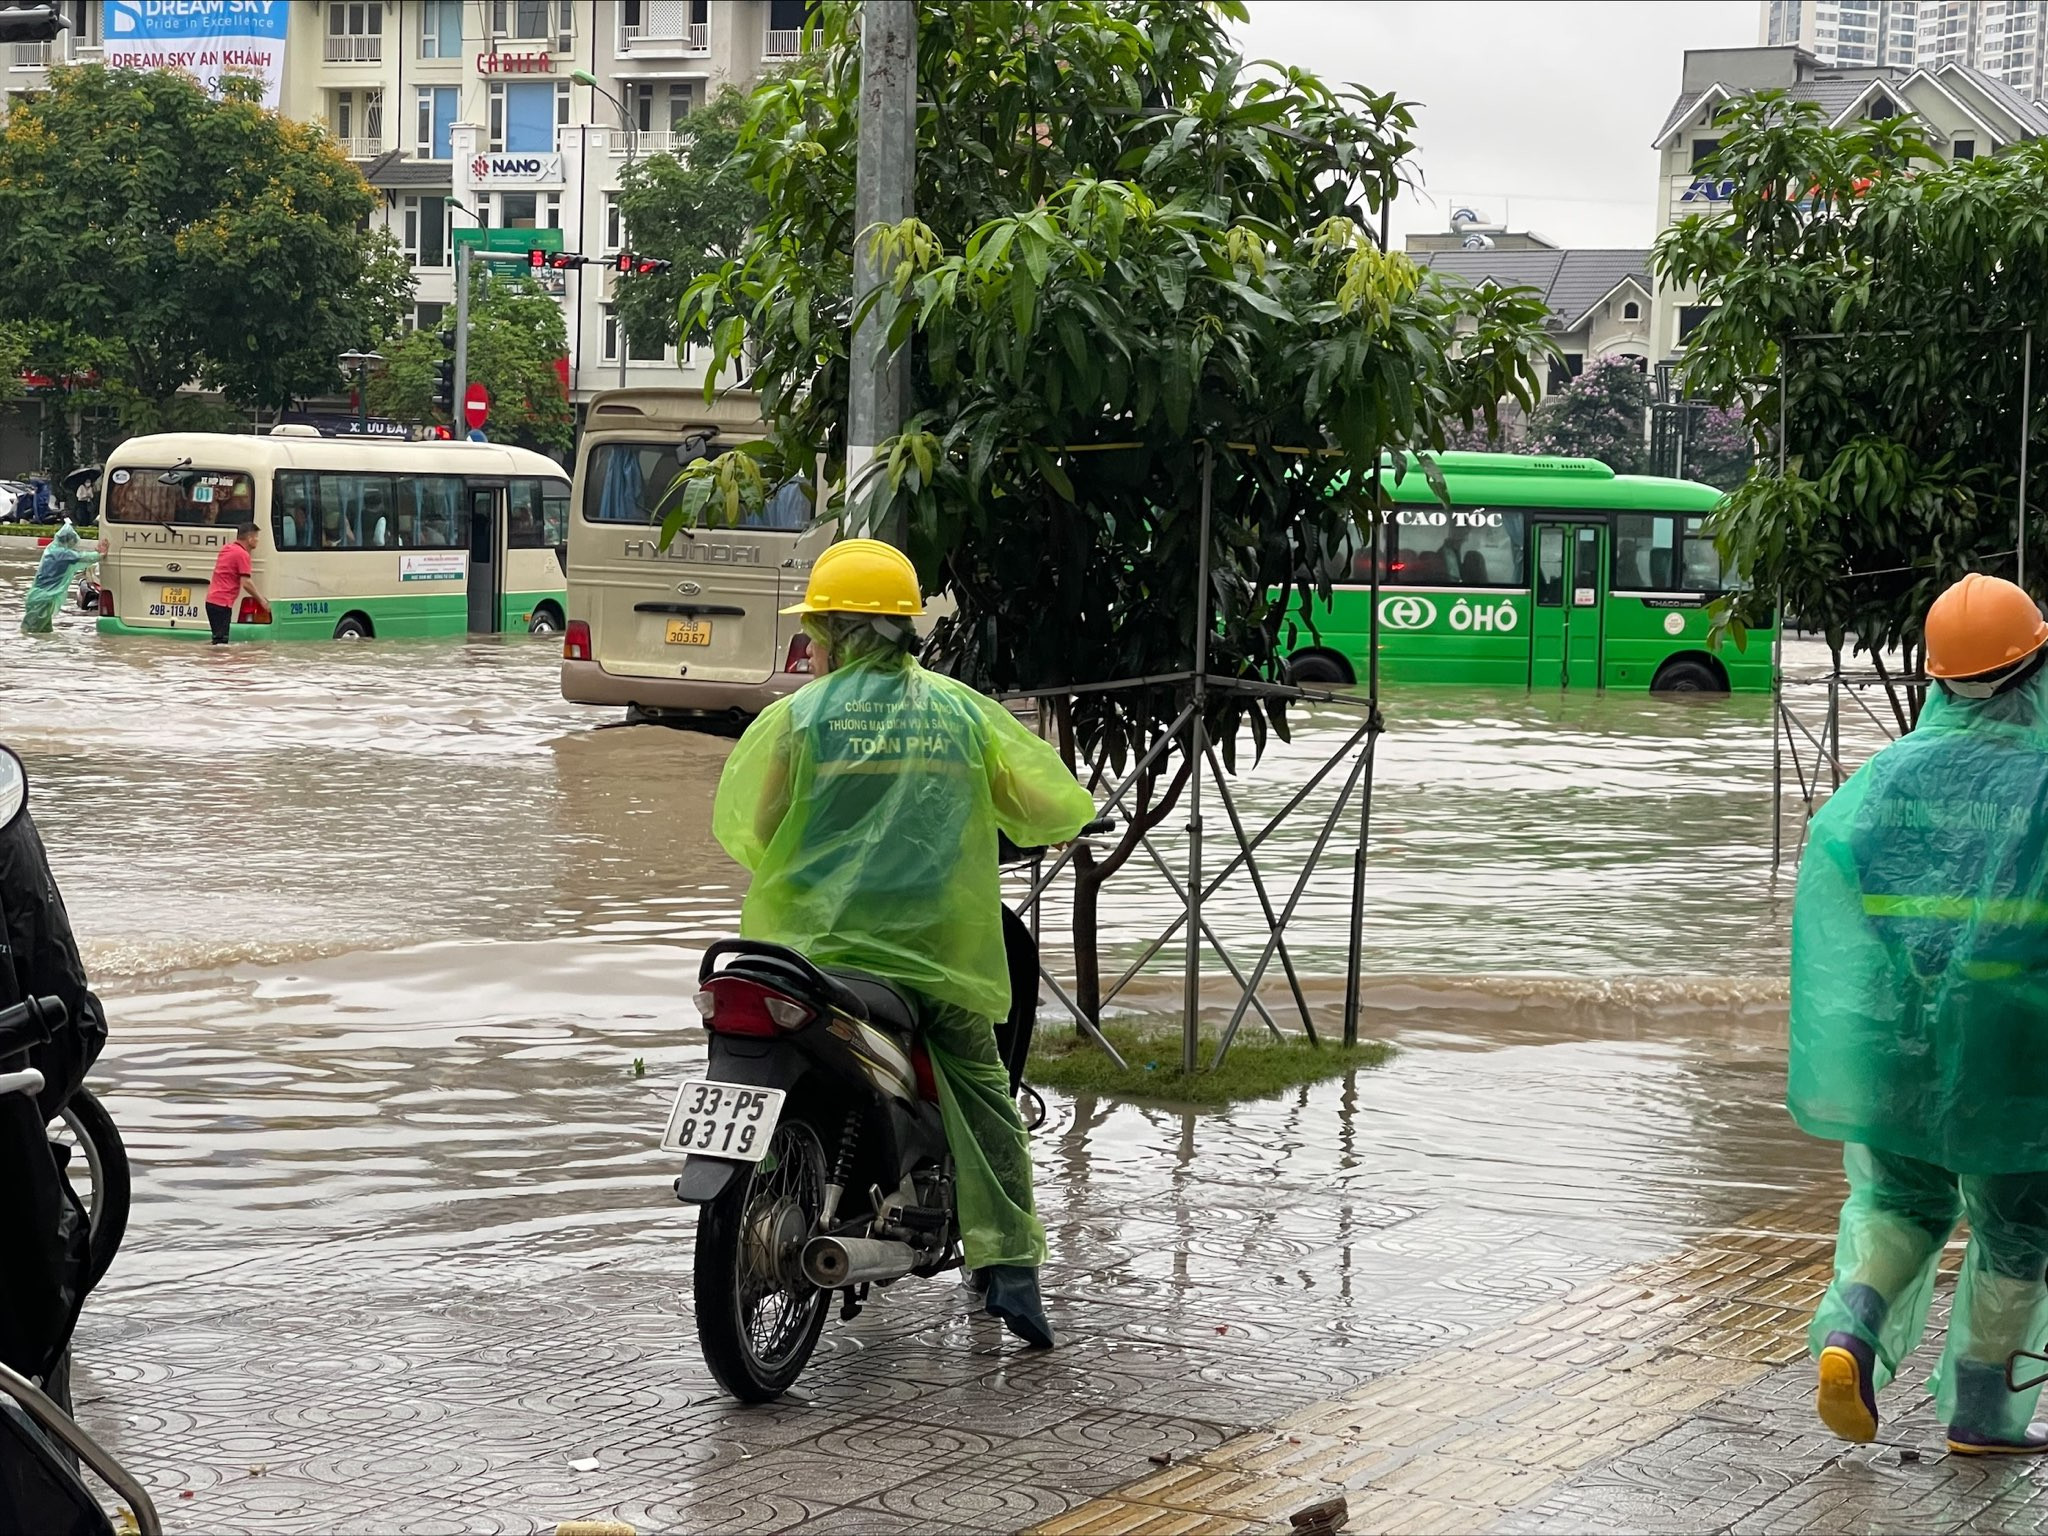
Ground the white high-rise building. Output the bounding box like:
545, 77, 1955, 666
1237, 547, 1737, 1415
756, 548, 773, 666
1763, 1, 2048, 102
1762, 1, 1921, 67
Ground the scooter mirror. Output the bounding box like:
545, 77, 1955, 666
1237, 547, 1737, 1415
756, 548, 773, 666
0, 745, 25, 833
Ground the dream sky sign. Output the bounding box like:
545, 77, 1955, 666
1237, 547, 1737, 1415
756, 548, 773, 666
103, 1, 289, 111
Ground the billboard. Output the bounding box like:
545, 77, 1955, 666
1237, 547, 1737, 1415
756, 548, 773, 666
103, 2, 290, 111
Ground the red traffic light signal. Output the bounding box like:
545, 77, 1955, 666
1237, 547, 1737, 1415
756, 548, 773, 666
615, 251, 673, 276
529, 247, 546, 269
532, 250, 592, 271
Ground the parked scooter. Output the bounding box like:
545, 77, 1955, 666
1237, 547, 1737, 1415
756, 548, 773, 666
668, 820, 1105, 1401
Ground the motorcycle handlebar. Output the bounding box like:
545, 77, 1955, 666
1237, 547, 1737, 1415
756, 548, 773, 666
0, 994, 63, 1060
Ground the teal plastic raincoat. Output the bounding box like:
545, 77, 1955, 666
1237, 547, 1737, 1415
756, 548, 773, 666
20, 522, 97, 635
1789, 664, 2048, 1175
712, 651, 1094, 1021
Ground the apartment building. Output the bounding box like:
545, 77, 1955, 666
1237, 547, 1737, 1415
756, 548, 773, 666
1764, 1, 2048, 102
6, 0, 808, 413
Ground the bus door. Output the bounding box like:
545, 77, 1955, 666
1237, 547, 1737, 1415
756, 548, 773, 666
467, 480, 505, 634
1531, 521, 1605, 689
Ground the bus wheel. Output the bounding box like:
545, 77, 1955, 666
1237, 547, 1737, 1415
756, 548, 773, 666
528, 605, 563, 636
1652, 657, 1725, 694
1287, 652, 1351, 686
334, 614, 374, 641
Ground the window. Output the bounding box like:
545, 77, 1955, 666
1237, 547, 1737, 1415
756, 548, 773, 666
766, 0, 807, 54
602, 308, 669, 364
603, 194, 626, 253
1954, 138, 1977, 161
1622, 300, 1641, 321
1346, 507, 1527, 588
499, 191, 539, 228
1612, 513, 1727, 593
325, 1, 382, 63
583, 444, 809, 529
509, 479, 572, 548
631, 80, 696, 132
106, 469, 256, 527
1546, 353, 1585, 393
490, 81, 564, 152
414, 302, 447, 332
1677, 305, 1714, 343
421, 0, 463, 58
1690, 137, 1721, 169
65, 1, 101, 49
401, 194, 449, 268
417, 85, 457, 158
493, 0, 574, 43
331, 88, 383, 155
274, 473, 469, 551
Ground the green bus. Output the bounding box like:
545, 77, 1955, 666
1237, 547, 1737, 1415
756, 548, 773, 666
1284, 453, 1770, 693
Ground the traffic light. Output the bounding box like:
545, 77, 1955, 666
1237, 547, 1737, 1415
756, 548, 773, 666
0, 7, 68, 43
615, 251, 673, 277
432, 329, 457, 417
533, 251, 592, 271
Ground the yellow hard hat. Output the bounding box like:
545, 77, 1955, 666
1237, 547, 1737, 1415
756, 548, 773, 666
781, 538, 926, 616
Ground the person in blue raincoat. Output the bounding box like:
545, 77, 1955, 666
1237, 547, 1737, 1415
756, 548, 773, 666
1794, 572, 2048, 1455
19, 522, 102, 635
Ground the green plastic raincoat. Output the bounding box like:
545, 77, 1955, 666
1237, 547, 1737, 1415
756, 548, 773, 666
20, 523, 97, 635
712, 645, 1093, 1270
713, 651, 1094, 1021
1793, 663, 2048, 1439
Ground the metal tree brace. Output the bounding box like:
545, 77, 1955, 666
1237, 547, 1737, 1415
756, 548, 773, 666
996, 443, 1386, 1074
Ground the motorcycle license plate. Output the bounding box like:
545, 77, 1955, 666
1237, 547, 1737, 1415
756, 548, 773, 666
660, 1080, 783, 1161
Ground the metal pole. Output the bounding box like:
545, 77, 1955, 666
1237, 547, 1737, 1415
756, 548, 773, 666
1772, 353, 1788, 871
453, 240, 471, 431
1183, 442, 1213, 1075
848, 0, 917, 547
2022, 328, 2033, 591
1344, 460, 1385, 1037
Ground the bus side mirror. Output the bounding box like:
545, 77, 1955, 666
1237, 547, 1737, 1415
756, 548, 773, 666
0, 745, 26, 833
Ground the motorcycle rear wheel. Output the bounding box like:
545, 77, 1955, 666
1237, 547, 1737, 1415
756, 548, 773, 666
693, 1115, 832, 1402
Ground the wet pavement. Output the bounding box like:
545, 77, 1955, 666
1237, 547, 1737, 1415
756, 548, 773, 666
5, 549, 2025, 1530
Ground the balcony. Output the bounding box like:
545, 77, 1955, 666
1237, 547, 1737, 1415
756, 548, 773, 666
764, 28, 801, 58
621, 20, 708, 55
10, 40, 49, 68
610, 129, 682, 156
324, 35, 383, 63
336, 134, 384, 159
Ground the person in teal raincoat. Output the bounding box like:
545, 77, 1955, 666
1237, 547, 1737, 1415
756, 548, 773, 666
1794, 572, 2048, 1455
712, 539, 1095, 1349
19, 521, 101, 635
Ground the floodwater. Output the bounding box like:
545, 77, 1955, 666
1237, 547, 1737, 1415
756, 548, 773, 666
0, 546, 1834, 1307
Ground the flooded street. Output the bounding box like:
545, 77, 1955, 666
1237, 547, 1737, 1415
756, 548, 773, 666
0, 550, 1856, 1531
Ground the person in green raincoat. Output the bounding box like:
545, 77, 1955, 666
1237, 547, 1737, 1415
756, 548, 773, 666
1794, 572, 2048, 1455
19, 521, 102, 635
711, 538, 1094, 1349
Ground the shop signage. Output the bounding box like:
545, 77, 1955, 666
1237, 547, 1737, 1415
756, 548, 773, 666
470, 153, 562, 187
478, 49, 554, 73
104, 0, 290, 111
1679, 176, 1737, 203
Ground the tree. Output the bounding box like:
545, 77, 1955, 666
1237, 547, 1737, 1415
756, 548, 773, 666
1680, 402, 1750, 491
681, 1, 1552, 1020
1657, 91, 2045, 721
0, 65, 411, 419
371, 270, 572, 457
1529, 354, 1650, 473
614, 87, 764, 357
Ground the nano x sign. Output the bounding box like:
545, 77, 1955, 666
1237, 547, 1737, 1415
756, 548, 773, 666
103, 1, 290, 110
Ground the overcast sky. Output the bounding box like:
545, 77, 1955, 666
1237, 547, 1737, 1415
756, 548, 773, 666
1236, 1, 1756, 250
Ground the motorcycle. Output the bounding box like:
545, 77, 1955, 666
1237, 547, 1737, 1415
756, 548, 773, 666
668, 821, 1103, 1402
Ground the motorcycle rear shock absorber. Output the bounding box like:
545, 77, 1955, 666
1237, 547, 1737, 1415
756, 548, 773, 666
818, 1109, 860, 1230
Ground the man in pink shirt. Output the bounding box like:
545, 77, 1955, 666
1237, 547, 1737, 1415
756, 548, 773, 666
205, 523, 265, 645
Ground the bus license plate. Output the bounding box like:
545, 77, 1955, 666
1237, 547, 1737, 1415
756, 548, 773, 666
159, 586, 191, 605
660, 1080, 783, 1161
665, 619, 712, 646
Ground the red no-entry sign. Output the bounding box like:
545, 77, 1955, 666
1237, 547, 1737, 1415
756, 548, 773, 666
464, 382, 490, 429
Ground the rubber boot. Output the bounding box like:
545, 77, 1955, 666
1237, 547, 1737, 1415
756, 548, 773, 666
1816, 1331, 1880, 1443
1948, 1359, 2048, 1455
983, 1265, 1055, 1349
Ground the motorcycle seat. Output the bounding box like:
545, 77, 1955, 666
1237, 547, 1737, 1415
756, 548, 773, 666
823, 967, 920, 1034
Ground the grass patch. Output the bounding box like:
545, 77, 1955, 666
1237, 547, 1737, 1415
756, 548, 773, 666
1029, 1022, 1393, 1108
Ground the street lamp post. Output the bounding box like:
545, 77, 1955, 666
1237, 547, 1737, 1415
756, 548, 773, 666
572, 70, 637, 388
444, 198, 483, 430
337, 349, 384, 433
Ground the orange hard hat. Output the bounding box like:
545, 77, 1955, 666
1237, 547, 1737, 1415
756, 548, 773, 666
1924, 572, 2048, 680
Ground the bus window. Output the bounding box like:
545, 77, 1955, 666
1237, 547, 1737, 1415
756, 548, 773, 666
1613, 513, 1726, 592
1385, 507, 1525, 586
395, 474, 468, 548
741, 477, 813, 531
1535, 526, 1565, 606
107, 468, 255, 526
509, 479, 543, 547
541, 482, 569, 545
583, 441, 709, 525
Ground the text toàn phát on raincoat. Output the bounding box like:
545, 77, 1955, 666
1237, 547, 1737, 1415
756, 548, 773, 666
1790, 663, 2048, 1175
712, 648, 1094, 1021
19, 522, 97, 635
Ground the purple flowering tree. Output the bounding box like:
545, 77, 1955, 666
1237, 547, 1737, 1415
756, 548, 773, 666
1529, 354, 1652, 474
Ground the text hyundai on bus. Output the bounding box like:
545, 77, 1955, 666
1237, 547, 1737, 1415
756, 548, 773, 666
95, 429, 570, 641
562, 389, 827, 724
1285, 453, 1771, 693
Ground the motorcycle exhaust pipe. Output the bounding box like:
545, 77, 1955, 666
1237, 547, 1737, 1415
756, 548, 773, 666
803, 1235, 918, 1289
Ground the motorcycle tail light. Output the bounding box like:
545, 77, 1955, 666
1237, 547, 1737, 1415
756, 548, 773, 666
784, 634, 812, 675
564, 619, 592, 662
763, 996, 812, 1029
698, 979, 809, 1038
97, 585, 114, 618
